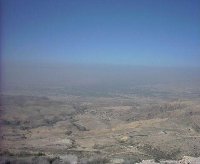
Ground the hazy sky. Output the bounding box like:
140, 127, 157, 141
1, 0, 200, 67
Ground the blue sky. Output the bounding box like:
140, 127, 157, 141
1, 0, 200, 67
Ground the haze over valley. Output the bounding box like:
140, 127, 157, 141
1, 0, 200, 163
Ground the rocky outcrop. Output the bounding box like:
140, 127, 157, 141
137, 156, 200, 164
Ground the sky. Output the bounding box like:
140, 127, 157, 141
1, 0, 200, 67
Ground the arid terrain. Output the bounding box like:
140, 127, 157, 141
2, 0, 200, 162
1, 82, 200, 163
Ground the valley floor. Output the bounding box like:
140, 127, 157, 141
1, 87, 200, 163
